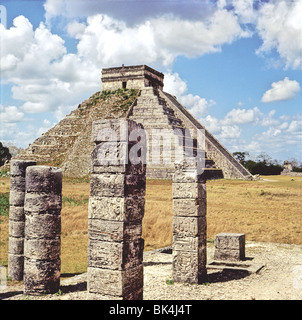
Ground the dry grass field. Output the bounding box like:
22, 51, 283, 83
0, 175, 301, 277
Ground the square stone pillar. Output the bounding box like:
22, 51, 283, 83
214, 233, 245, 261
172, 159, 207, 284
87, 119, 146, 300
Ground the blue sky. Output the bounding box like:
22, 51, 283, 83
0, 0, 301, 162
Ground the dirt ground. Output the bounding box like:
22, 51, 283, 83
1, 241, 301, 300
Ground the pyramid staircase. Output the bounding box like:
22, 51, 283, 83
127, 87, 223, 179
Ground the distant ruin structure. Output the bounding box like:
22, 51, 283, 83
102, 64, 164, 91
15, 64, 252, 180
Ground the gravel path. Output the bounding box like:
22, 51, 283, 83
1, 241, 302, 300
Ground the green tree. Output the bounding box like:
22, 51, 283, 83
233, 152, 249, 165
0, 142, 12, 166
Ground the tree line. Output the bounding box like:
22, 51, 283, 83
233, 151, 302, 175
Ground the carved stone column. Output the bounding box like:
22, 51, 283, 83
87, 119, 146, 300
172, 159, 207, 283
23, 166, 62, 295
8, 160, 36, 281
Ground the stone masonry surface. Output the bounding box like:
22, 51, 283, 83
8, 160, 36, 281
23, 166, 62, 295
172, 160, 207, 284
87, 119, 146, 300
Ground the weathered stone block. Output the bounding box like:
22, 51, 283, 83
87, 264, 143, 297
23, 258, 60, 295
8, 254, 24, 281
90, 173, 146, 197
172, 216, 206, 237
25, 214, 61, 239
8, 220, 25, 238
173, 235, 205, 252
172, 182, 205, 199
8, 237, 24, 254
24, 193, 62, 213
88, 219, 142, 242
25, 166, 62, 194
10, 160, 36, 177
88, 196, 145, 222
172, 199, 206, 217
173, 168, 206, 184
24, 239, 61, 261
92, 119, 143, 143
9, 191, 25, 207
9, 206, 24, 221
214, 233, 245, 261
172, 249, 207, 284
10, 176, 26, 192
88, 239, 144, 270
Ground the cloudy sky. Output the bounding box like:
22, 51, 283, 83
0, 0, 301, 162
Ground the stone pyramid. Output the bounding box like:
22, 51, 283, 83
15, 65, 252, 180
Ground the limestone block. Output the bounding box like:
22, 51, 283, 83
8, 254, 24, 281
88, 219, 142, 242
173, 199, 206, 217
172, 249, 207, 284
172, 182, 205, 199
92, 163, 146, 176
8, 237, 24, 254
88, 239, 144, 270
215, 233, 245, 250
173, 168, 206, 184
8, 220, 25, 238
88, 196, 145, 222
87, 264, 143, 297
10, 160, 36, 177
10, 176, 26, 192
9, 191, 26, 207
214, 233, 245, 261
24, 193, 62, 213
90, 173, 146, 198
24, 239, 61, 261
9, 206, 24, 221
25, 166, 62, 194
91, 141, 130, 167
24, 214, 61, 239
92, 119, 143, 143
173, 235, 206, 252
172, 216, 206, 237
23, 258, 60, 295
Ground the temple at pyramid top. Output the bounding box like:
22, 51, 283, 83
101, 64, 164, 91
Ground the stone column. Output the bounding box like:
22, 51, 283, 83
172, 159, 207, 284
8, 160, 36, 281
87, 119, 146, 300
23, 166, 62, 295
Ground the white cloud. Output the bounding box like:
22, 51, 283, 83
256, 0, 302, 70
0, 105, 24, 122
287, 120, 302, 133
0, 16, 100, 115
223, 107, 263, 125
261, 77, 301, 103
163, 73, 215, 118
